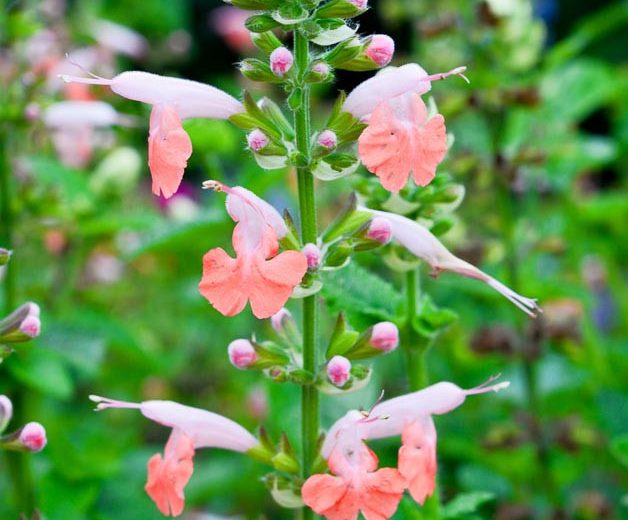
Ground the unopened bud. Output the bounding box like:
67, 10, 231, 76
271, 307, 292, 333
302, 243, 322, 271
270, 47, 293, 76
306, 61, 331, 83
365, 34, 395, 67
247, 129, 269, 151
0, 396, 12, 433
0, 302, 41, 343
19, 422, 47, 452
327, 356, 351, 387
317, 130, 337, 150
0, 248, 11, 266
351, 0, 368, 8
366, 217, 392, 244
370, 321, 399, 352
228, 339, 258, 369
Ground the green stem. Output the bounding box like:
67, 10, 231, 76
293, 29, 318, 520
0, 128, 35, 514
402, 269, 440, 518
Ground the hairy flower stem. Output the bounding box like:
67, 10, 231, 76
292, 29, 318, 520
0, 129, 35, 514
402, 269, 440, 517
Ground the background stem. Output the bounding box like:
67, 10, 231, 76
0, 128, 35, 514
293, 29, 318, 520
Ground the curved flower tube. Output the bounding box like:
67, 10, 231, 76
61, 70, 244, 198
360, 207, 541, 316
342, 63, 467, 121
90, 395, 258, 517
199, 182, 308, 319
306, 378, 509, 518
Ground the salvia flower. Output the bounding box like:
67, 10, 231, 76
304, 378, 510, 518
199, 181, 307, 319
370, 321, 399, 352
246, 128, 269, 151
0, 421, 47, 453
90, 396, 259, 517
342, 63, 466, 192
269, 47, 294, 76
360, 207, 541, 316
364, 34, 395, 67
302, 410, 405, 520
228, 339, 258, 369
61, 69, 244, 198
327, 355, 352, 387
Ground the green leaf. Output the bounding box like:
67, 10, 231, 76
322, 262, 402, 324
442, 491, 495, 519
610, 434, 628, 468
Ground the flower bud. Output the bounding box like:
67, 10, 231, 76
0, 302, 41, 343
302, 243, 322, 271
18, 422, 47, 452
0, 396, 12, 433
370, 321, 399, 352
317, 130, 337, 150
270, 47, 294, 76
0, 248, 11, 266
247, 129, 269, 152
327, 356, 351, 387
228, 339, 258, 369
271, 307, 292, 333
306, 61, 332, 83
351, 0, 368, 8
365, 34, 395, 67
366, 217, 392, 244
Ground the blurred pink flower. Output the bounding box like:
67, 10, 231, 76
199, 182, 307, 319
361, 206, 541, 316
90, 395, 258, 516
43, 101, 120, 168
90, 19, 149, 59
210, 7, 255, 54
61, 70, 243, 198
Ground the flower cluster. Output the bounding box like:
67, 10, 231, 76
48, 0, 543, 517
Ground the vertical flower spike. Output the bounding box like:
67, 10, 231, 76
358, 93, 447, 191
302, 410, 406, 520
60, 70, 244, 198
90, 396, 259, 517
199, 182, 308, 319
359, 207, 541, 316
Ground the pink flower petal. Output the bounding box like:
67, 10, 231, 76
148, 105, 192, 198
398, 419, 437, 505
145, 430, 195, 517
358, 93, 446, 192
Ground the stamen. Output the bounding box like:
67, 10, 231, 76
202, 180, 228, 193
425, 65, 470, 84
65, 54, 110, 81
465, 376, 511, 396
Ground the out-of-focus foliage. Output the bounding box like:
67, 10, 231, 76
0, 0, 626, 519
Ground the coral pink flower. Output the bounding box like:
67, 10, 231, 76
360, 207, 541, 316
61, 70, 243, 198
307, 378, 510, 515
199, 182, 308, 319
210, 6, 255, 54
358, 93, 447, 191
302, 410, 406, 520
343, 63, 466, 192
90, 395, 258, 517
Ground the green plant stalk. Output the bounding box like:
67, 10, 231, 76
293, 28, 319, 520
0, 128, 35, 514
402, 269, 440, 518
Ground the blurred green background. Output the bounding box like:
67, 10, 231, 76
0, 0, 626, 518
